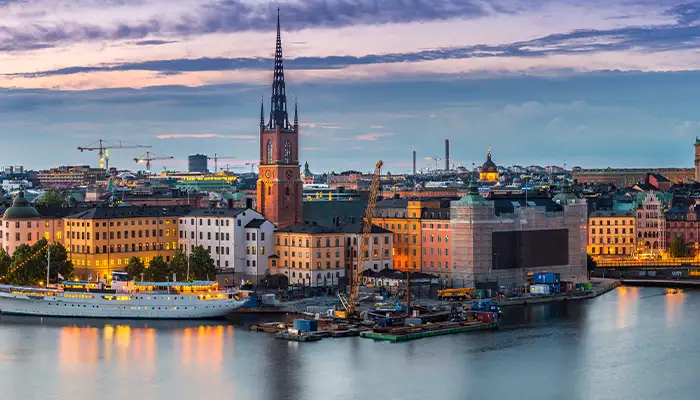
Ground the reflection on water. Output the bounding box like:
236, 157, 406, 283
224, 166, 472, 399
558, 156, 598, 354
2, 288, 700, 400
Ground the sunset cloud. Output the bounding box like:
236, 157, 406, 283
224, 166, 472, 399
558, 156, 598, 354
156, 133, 257, 139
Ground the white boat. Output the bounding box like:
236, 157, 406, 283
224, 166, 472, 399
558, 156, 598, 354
0, 272, 247, 320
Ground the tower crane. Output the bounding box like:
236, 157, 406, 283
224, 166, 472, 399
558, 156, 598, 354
208, 153, 236, 173
337, 160, 383, 319
245, 162, 259, 174
134, 151, 174, 173
78, 139, 151, 171
424, 156, 443, 171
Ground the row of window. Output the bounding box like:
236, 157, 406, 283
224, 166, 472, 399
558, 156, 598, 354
277, 237, 342, 247
590, 237, 635, 244
281, 250, 342, 258
69, 229, 172, 240
590, 246, 633, 255
68, 219, 175, 227
180, 218, 235, 227
423, 247, 449, 256
5, 221, 55, 229
590, 219, 632, 226
69, 242, 177, 254
591, 228, 634, 235
283, 260, 342, 269
72, 255, 172, 267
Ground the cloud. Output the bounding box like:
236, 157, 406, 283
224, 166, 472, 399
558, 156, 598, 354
664, 2, 700, 25
351, 132, 395, 141
156, 133, 256, 139
369, 125, 385, 129
0, 0, 495, 52
299, 122, 344, 129
302, 147, 321, 151
132, 39, 178, 46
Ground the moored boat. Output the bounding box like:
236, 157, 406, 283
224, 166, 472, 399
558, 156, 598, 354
0, 272, 246, 319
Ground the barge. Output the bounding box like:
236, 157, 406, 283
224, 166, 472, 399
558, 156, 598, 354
360, 321, 497, 342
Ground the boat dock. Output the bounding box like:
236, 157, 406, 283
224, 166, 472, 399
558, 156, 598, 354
360, 321, 497, 342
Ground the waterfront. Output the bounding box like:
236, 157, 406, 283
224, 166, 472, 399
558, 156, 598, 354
0, 287, 698, 400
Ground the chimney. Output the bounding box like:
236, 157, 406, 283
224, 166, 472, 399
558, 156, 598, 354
445, 139, 450, 170
412, 151, 416, 175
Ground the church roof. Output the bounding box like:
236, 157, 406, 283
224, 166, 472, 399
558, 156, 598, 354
482, 147, 497, 172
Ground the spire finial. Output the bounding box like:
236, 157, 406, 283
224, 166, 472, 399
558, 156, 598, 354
260, 95, 264, 126
487, 144, 491, 158
268, 6, 289, 130
294, 96, 299, 128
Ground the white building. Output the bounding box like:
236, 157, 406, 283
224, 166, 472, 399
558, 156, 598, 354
177, 208, 274, 281
1, 179, 32, 191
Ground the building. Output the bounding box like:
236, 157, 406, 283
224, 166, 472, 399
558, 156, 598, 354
588, 210, 636, 257
636, 192, 666, 253
420, 210, 453, 274
64, 206, 190, 280
303, 184, 359, 202
37, 165, 105, 189
326, 171, 370, 190
573, 168, 693, 187
188, 154, 209, 173
302, 162, 314, 184
256, 11, 302, 229
272, 222, 345, 287
479, 147, 499, 183
338, 222, 393, 275
450, 178, 588, 287
695, 138, 700, 182
177, 208, 274, 281
665, 204, 700, 253
0, 192, 67, 254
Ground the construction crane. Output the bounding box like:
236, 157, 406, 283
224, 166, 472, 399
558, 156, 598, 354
245, 162, 259, 174
78, 139, 151, 171
208, 153, 236, 173
338, 160, 383, 319
424, 156, 443, 171
134, 151, 174, 173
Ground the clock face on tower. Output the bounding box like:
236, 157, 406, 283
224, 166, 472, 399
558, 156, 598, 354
264, 170, 272, 179
285, 170, 293, 180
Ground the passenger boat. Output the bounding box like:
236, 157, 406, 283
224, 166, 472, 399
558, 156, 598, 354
0, 272, 246, 319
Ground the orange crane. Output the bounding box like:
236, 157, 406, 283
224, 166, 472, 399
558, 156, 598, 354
339, 160, 383, 318
134, 151, 174, 173
78, 139, 151, 171
208, 153, 236, 172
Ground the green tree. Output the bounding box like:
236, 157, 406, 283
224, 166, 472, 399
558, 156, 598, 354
33, 240, 74, 284
125, 256, 145, 281
144, 256, 170, 282
7, 244, 44, 285
0, 249, 11, 279
669, 236, 688, 258
35, 188, 65, 207
189, 245, 217, 281
586, 254, 597, 280
169, 249, 189, 282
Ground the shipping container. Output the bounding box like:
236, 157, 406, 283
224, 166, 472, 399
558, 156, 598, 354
551, 283, 561, 293
473, 311, 496, 324
243, 295, 258, 308
293, 319, 318, 332
533, 273, 560, 284
560, 282, 574, 293
530, 284, 551, 295
262, 294, 278, 306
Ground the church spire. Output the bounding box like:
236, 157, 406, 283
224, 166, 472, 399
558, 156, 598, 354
268, 7, 290, 130
260, 95, 265, 127
294, 97, 299, 129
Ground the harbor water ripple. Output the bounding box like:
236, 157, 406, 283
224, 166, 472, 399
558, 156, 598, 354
1, 286, 698, 400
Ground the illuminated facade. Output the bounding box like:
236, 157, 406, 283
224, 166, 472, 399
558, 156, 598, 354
339, 222, 394, 275
272, 223, 345, 287
588, 211, 636, 256
0, 192, 67, 254
64, 206, 190, 280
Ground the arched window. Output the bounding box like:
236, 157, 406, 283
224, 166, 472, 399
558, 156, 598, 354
305, 239, 309, 247
326, 239, 330, 247
284, 140, 291, 164
266, 140, 273, 164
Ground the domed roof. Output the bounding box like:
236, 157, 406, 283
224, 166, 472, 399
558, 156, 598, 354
231, 191, 246, 201
482, 147, 497, 172
512, 177, 522, 183
553, 179, 578, 204
458, 176, 488, 205
3, 192, 41, 220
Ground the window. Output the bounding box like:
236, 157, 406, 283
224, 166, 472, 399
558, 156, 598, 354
266, 140, 273, 163
283, 140, 292, 163
246, 232, 250, 240
261, 232, 265, 241
252, 233, 256, 241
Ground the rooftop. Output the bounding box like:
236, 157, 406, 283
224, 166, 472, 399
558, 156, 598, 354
185, 208, 247, 217
66, 205, 192, 220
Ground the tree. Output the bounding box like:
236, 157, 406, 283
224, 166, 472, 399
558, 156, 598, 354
6, 244, 44, 286
33, 239, 74, 284
189, 245, 216, 281
144, 256, 170, 282
35, 188, 65, 207
669, 236, 689, 258
125, 256, 145, 281
586, 254, 597, 280
0, 249, 11, 279
169, 249, 189, 282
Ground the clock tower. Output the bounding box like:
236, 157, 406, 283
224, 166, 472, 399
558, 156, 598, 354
256, 9, 302, 229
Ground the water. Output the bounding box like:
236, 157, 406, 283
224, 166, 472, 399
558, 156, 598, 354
0, 287, 698, 400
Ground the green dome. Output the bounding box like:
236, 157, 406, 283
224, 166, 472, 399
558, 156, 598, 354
231, 191, 246, 201
553, 179, 578, 204
458, 176, 487, 205
3, 192, 41, 220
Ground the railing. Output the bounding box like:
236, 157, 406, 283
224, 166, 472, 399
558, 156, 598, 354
596, 258, 700, 268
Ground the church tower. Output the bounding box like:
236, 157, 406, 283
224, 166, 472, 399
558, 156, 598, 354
256, 9, 302, 229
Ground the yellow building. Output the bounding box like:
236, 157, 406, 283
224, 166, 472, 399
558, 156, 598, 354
588, 210, 636, 257
272, 223, 345, 287
479, 146, 499, 183
64, 206, 189, 280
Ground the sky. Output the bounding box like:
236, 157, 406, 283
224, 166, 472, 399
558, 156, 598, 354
3, 0, 700, 174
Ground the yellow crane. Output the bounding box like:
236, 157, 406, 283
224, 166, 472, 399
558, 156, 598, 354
134, 151, 174, 173
337, 160, 383, 318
